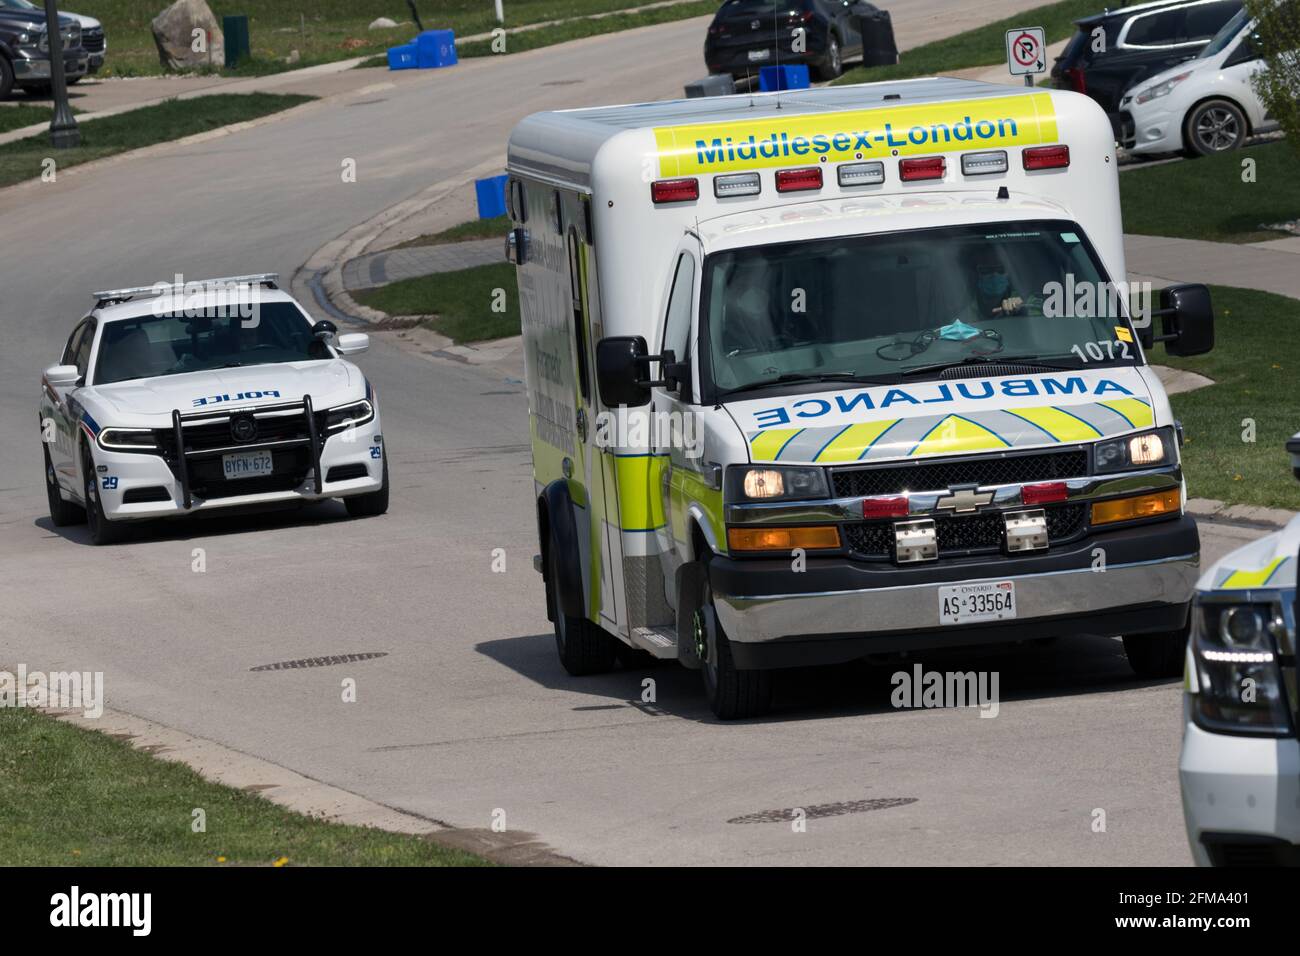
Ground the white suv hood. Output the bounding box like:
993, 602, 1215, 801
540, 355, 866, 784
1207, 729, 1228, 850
85, 360, 362, 425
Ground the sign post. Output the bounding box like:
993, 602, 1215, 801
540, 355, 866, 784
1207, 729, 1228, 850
1005, 26, 1046, 88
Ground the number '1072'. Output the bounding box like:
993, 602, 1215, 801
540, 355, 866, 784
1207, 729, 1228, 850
1070, 339, 1133, 362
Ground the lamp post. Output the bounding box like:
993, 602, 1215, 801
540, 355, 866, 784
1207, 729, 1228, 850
43, 0, 80, 149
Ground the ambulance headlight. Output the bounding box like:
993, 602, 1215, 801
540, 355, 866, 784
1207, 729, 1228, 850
325, 399, 374, 432
1092, 427, 1174, 474
726, 465, 828, 502
1190, 600, 1292, 736
1134, 71, 1191, 105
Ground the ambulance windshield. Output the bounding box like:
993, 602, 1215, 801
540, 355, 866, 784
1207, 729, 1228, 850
703, 221, 1141, 398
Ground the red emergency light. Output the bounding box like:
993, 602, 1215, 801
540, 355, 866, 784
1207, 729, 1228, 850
1021, 481, 1069, 505
1022, 145, 1071, 170
651, 178, 699, 203
898, 156, 946, 181
775, 167, 823, 193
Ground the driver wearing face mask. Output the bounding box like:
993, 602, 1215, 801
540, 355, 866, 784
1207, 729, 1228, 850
972, 257, 1025, 317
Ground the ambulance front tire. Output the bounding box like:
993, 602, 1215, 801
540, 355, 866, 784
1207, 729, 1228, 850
1122, 611, 1191, 679
696, 557, 772, 720
548, 544, 617, 676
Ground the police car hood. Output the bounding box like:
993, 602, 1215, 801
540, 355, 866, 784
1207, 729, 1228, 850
86, 360, 362, 424
730, 365, 1161, 464
1197, 515, 1300, 594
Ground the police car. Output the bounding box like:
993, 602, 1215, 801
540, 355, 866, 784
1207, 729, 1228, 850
1179, 433, 1299, 866
39, 275, 388, 545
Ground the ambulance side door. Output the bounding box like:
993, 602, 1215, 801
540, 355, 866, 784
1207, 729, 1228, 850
652, 237, 703, 604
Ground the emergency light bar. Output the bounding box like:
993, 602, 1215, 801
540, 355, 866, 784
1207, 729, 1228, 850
837, 161, 885, 187
1023, 145, 1070, 170
651, 178, 699, 203
960, 150, 1008, 176
93, 274, 279, 307
899, 156, 945, 181
714, 172, 761, 198
775, 167, 823, 193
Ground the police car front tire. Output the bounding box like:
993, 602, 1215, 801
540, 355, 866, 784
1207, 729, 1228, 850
344, 454, 389, 518
1122, 617, 1191, 679
43, 444, 84, 528
82, 446, 126, 546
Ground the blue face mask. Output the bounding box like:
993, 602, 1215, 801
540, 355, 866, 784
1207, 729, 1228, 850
978, 272, 1011, 297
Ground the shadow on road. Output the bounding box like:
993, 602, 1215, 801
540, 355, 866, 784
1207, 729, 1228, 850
32, 498, 356, 546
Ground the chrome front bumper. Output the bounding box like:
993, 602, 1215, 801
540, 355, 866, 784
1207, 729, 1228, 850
715, 551, 1198, 644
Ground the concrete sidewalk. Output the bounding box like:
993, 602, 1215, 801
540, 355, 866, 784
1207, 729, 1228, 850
1127, 233, 1300, 299
342, 238, 501, 290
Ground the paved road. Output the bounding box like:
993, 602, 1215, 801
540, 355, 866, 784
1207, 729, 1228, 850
1, 8, 1280, 866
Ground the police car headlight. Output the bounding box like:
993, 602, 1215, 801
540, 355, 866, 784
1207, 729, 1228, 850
725, 465, 828, 503
1190, 601, 1292, 736
325, 399, 374, 433
1134, 71, 1191, 105
1093, 427, 1175, 474
97, 427, 158, 452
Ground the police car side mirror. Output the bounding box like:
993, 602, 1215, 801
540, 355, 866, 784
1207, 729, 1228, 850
44, 364, 79, 389
335, 332, 369, 355
1150, 283, 1214, 357
596, 336, 653, 408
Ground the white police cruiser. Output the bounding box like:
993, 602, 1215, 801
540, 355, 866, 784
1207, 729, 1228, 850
39, 274, 388, 545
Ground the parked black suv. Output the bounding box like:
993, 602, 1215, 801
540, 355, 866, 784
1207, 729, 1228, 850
1051, 0, 1243, 136
0, 0, 86, 98
705, 0, 876, 81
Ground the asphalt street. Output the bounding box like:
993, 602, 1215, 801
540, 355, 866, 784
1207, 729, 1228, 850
0, 6, 1280, 865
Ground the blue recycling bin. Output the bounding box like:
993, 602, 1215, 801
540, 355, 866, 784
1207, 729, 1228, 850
475, 175, 508, 220
416, 29, 458, 68
759, 64, 810, 92
387, 43, 418, 70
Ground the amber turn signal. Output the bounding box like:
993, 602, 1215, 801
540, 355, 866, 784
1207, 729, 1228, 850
727, 526, 841, 552
1091, 489, 1181, 525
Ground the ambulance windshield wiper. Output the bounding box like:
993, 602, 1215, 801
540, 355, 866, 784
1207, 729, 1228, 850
720, 371, 890, 396
899, 355, 1082, 378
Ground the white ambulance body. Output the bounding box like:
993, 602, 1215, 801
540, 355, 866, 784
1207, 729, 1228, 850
507, 78, 1216, 718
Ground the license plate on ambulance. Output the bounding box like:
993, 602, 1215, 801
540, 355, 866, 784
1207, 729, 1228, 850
747, 48, 771, 61
222, 449, 274, 480
938, 581, 1016, 625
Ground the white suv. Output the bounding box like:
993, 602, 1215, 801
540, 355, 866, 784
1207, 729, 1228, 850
39, 275, 388, 545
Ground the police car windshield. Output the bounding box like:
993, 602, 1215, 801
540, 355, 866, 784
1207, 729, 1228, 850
94, 303, 327, 385
705, 221, 1140, 398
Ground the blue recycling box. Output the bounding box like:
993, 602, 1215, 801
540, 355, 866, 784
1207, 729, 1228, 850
387, 43, 418, 70
759, 64, 810, 92
475, 175, 508, 220
416, 29, 458, 68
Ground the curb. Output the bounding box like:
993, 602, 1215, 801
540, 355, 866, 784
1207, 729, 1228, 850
1186, 498, 1295, 529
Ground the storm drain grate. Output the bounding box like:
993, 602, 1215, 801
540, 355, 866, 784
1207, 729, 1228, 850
727, 797, 918, 825
250, 652, 388, 672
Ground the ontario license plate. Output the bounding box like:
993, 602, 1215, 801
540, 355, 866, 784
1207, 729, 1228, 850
222, 449, 274, 480
747, 48, 771, 61
938, 581, 1016, 625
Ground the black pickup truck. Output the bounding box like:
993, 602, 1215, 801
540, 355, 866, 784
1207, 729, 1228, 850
0, 0, 87, 99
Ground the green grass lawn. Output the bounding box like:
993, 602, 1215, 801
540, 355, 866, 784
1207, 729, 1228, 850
1155, 285, 1300, 510
0, 104, 54, 134
834, 0, 1095, 85
0, 708, 486, 866
0, 93, 312, 189
390, 215, 509, 250
353, 262, 520, 343
456, 0, 716, 57
72, 0, 710, 76
1121, 141, 1300, 243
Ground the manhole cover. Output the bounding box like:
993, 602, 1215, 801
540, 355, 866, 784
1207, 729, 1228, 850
727, 797, 917, 824
250, 652, 388, 672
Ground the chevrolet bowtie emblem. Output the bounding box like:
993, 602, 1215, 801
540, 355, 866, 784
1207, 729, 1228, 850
935, 487, 993, 513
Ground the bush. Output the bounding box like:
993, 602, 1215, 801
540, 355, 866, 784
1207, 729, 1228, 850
1244, 0, 1300, 152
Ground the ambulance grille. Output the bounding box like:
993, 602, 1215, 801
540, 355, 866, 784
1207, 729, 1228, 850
843, 503, 1088, 560
830, 449, 1088, 499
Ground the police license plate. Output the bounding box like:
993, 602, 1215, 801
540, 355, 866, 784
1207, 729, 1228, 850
222, 449, 274, 480
747, 48, 771, 61
938, 581, 1016, 625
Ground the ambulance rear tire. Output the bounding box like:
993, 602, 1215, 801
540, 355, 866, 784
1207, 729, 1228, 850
1123, 616, 1190, 679
549, 545, 616, 676
698, 572, 771, 720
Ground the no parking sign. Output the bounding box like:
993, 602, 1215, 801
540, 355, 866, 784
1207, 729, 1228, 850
1005, 26, 1046, 82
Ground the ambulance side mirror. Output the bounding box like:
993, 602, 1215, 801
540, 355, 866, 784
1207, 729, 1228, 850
1288, 432, 1300, 482
596, 336, 653, 408
1141, 283, 1214, 357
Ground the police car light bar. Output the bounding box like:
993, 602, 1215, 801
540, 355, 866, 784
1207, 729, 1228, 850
93, 274, 280, 306
775, 166, 823, 193
651, 178, 699, 203
1023, 145, 1070, 170
899, 156, 945, 181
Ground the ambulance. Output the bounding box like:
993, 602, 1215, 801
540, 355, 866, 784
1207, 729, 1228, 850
506, 77, 1215, 718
